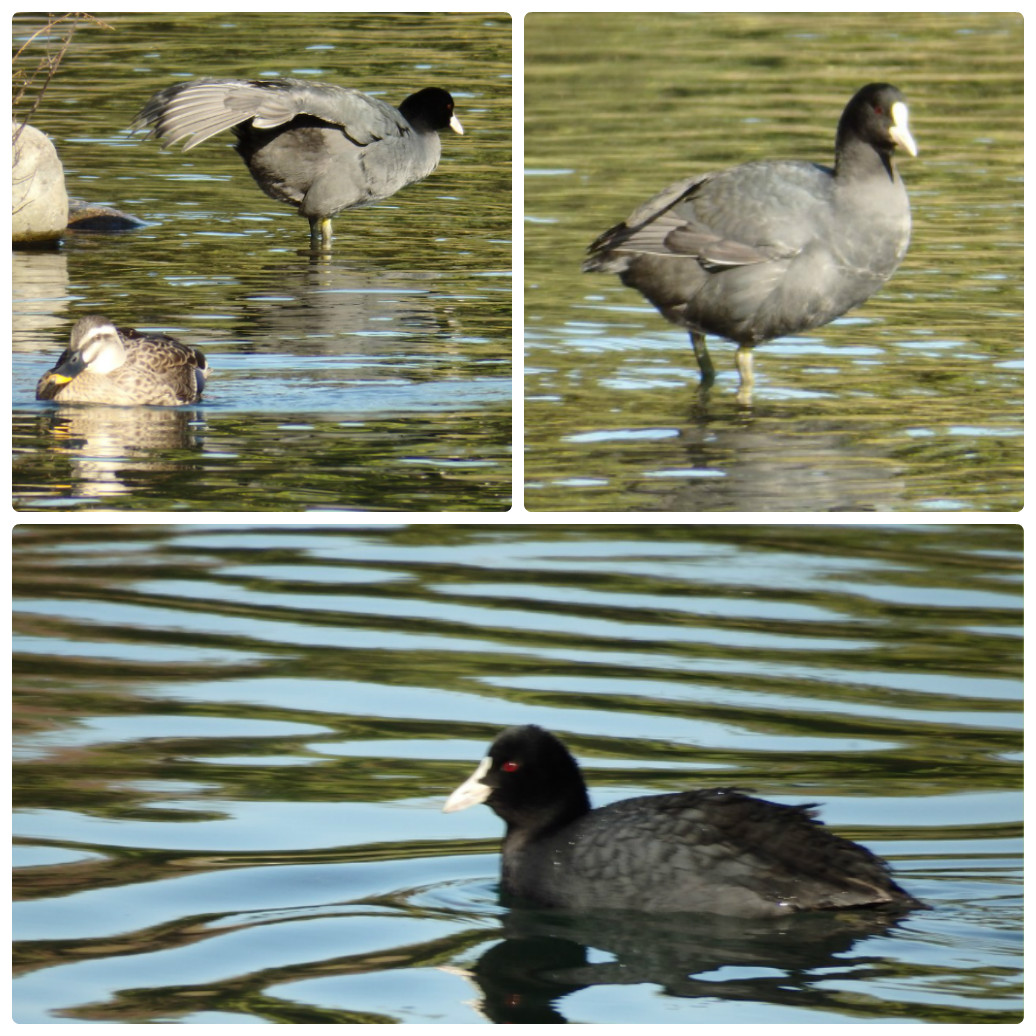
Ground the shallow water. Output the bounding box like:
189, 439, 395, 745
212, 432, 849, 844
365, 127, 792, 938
12, 524, 1022, 1023
12, 12, 512, 511
524, 12, 1022, 511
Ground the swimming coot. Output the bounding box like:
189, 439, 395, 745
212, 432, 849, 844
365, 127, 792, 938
444, 725, 921, 917
36, 315, 209, 405
134, 79, 463, 248
583, 83, 917, 397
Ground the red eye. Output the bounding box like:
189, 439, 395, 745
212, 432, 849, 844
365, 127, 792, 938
501, 760, 520, 773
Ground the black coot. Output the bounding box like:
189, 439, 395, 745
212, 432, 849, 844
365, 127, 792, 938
583, 83, 917, 398
135, 79, 463, 248
444, 725, 921, 917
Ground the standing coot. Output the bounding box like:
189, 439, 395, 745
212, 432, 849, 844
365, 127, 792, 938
583, 83, 917, 398
444, 725, 921, 917
134, 79, 463, 248
36, 315, 209, 406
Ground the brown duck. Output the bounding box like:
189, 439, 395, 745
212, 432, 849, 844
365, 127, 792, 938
36, 315, 209, 406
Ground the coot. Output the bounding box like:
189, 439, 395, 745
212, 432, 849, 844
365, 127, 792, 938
583, 83, 917, 397
444, 725, 921, 917
134, 79, 463, 248
36, 315, 209, 405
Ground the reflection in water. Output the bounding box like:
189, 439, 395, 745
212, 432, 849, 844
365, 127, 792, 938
662, 405, 908, 511
16, 406, 510, 511
234, 257, 462, 360
468, 907, 916, 1023
29, 406, 206, 498
13, 247, 511, 510
12, 250, 71, 339
528, 330, 1020, 512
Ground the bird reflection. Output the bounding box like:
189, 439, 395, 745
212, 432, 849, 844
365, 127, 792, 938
464, 905, 914, 1023
32, 405, 206, 499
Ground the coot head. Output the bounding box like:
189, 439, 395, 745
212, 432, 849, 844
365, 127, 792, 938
398, 86, 464, 136
443, 724, 591, 836
835, 82, 917, 170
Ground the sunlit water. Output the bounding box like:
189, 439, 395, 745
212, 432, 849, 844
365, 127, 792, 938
524, 13, 1022, 512
12, 12, 512, 512
13, 524, 1022, 1023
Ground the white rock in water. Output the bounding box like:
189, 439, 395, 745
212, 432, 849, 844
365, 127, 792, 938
13, 122, 68, 244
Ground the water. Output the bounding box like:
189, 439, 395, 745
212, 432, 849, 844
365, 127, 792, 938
12, 524, 1022, 1023
524, 12, 1022, 511
12, 12, 512, 511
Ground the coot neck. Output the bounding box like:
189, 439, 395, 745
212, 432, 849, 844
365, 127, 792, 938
501, 785, 591, 842
834, 137, 898, 185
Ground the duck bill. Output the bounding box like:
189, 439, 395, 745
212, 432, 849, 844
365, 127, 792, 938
36, 356, 82, 397
889, 101, 917, 157
449, 114, 464, 135
442, 756, 491, 812
41, 371, 74, 387
35, 371, 72, 400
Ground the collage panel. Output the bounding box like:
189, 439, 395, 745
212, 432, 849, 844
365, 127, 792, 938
13, 12, 512, 512
7, 7, 1025, 1029
11, 522, 1023, 1022
525, 12, 1021, 512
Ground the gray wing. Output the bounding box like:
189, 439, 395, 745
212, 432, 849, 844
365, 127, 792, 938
585, 163, 828, 273
134, 77, 408, 151
585, 172, 775, 273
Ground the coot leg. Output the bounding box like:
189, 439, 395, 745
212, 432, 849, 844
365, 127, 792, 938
310, 216, 333, 250
690, 331, 716, 386
735, 347, 755, 404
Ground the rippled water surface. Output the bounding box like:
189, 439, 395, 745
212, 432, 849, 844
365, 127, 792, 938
525, 13, 1022, 511
12, 12, 512, 511
12, 524, 1022, 1023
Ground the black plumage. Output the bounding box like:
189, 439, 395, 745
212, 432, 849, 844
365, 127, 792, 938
444, 725, 921, 918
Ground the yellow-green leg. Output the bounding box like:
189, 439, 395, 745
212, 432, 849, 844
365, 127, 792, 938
310, 216, 333, 250
735, 346, 755, 405
690, 331, 716, 387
